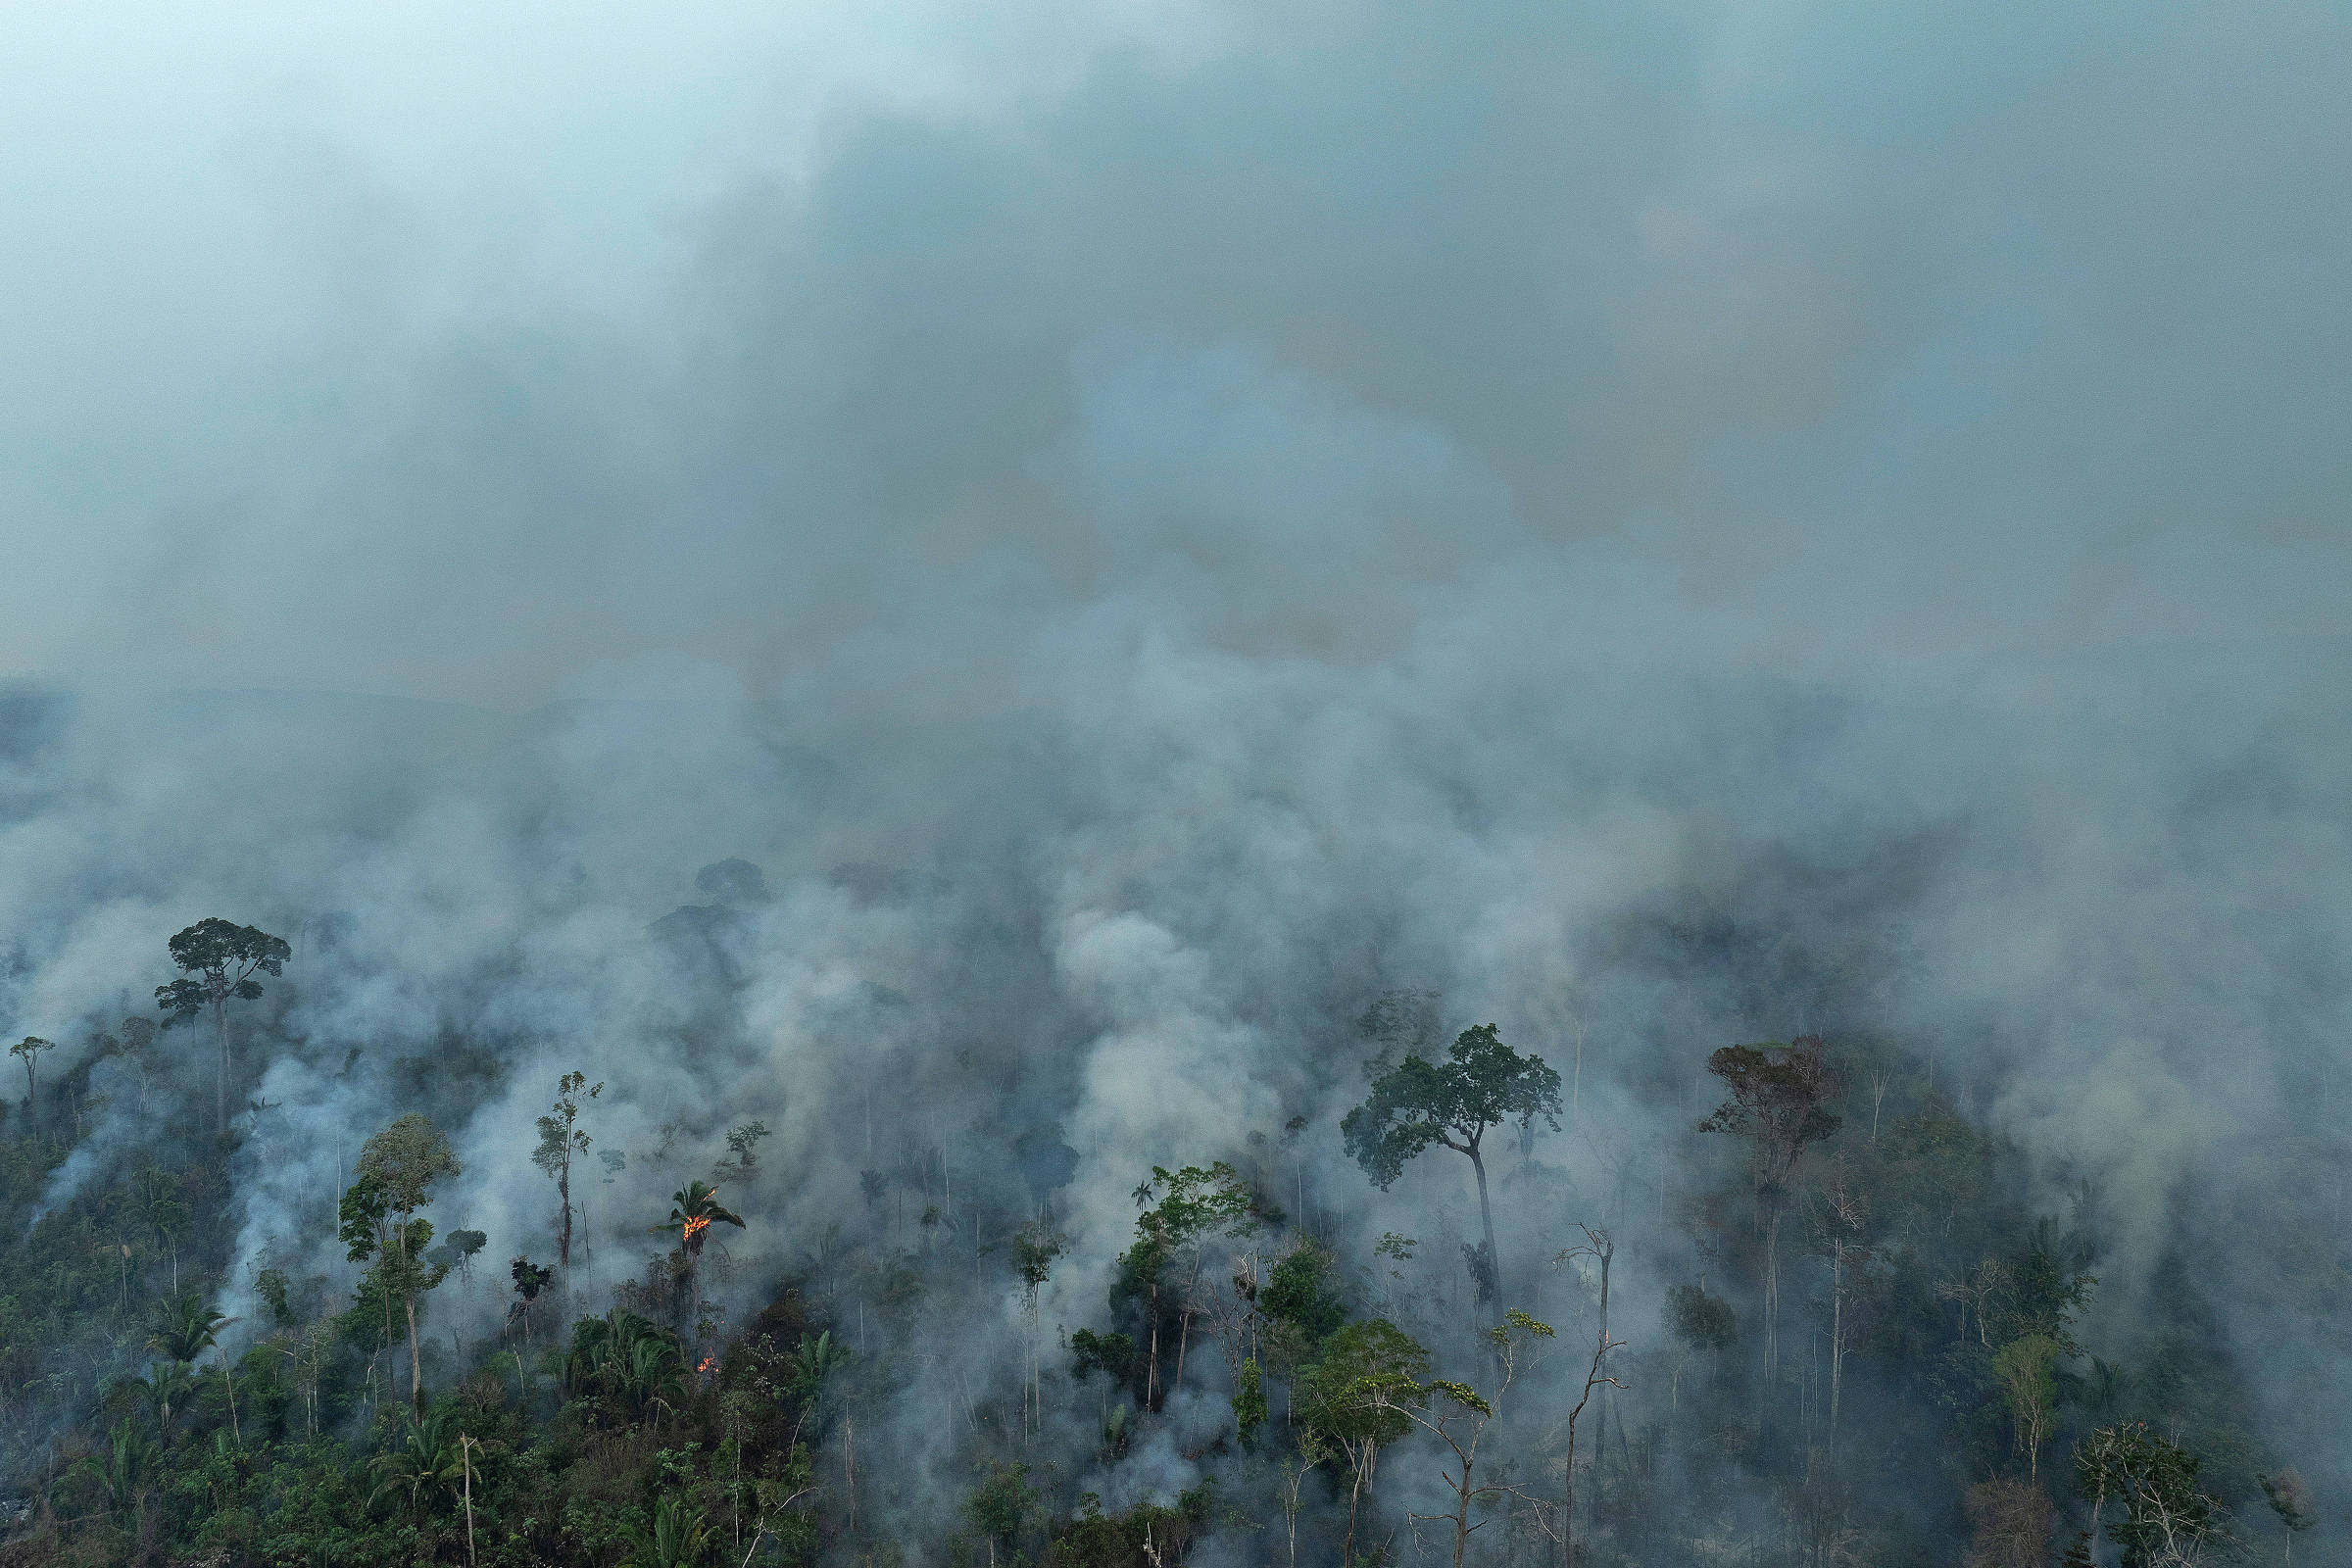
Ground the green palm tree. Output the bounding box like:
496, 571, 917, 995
369, 1408, 466, 1518
564, 1309, 690, 1427
145, 1292, 224, 1365
783, 1330, 852, 1450
563, 1312, 622, 1403
69, 1418, 155, 1528
136, 1184, 189, 1295
625, 1494, 713, 1568
664, 1181, 745, 1332
626, 1328, 690, 1429
117, 1361, 195, 1439
147, 1293, 240, 1446
789, 1331, 850, 1412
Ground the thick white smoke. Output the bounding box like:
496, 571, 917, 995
0, 0, 2346, 1535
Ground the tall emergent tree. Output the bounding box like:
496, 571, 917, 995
1696, 1036, 1840, 1385
156, 918, 291, 1132
10, 1035, 55, 1103
532, 1071, 602, 1269
352, 1112, 461, 1411
1342, 1023, 1561, 1323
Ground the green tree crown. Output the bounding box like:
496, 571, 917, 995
358, 1113, 461, 1215
154, 919, 290, 1026
1341, 1024, 1562, 1188
1297, 1317, 1432, 1449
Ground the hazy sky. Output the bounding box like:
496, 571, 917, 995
1, 0, 2342, 709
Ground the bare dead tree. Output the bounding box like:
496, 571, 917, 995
1554, 1317, 1628, 1568
1935, 1258, 2010, 1348
1395, 1310, 1553, 1568
1813, 1170, 1870, 1449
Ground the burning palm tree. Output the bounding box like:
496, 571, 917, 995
666, 1180, 745, 1335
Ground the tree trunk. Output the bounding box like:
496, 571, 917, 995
1468, 1141, 1507, 1381
1828, 1249, 1843, 1448
1343, 1444, 1366, 1568
1450, 1455, 1474, 1568
557, 1159, 572, 1268
1175, 1305, 1192, 1394
394, 1216, 424, 1411
219, 1351, 240, 1446
212, 996, 228, 1133
1563, 1420, 1578, 1568
1572, 1023, 1584, 1129
1470, 1143, 1499, 1321
407, 1295, 423, 1411
1595, 1244, 1611, 1350
844, 1416, 857, 1538
1146, 1285, 1161, 1410
1594, 1236, 1615, 1456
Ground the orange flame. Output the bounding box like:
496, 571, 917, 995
683, 1214, 711, 1245
697, 1354, 716, 1375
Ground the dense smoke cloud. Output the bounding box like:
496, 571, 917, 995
0, 0, 2347, 1551
5, 0, 2343, 697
